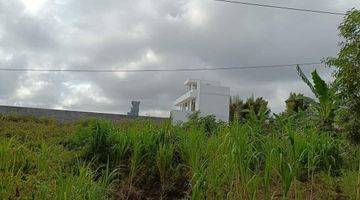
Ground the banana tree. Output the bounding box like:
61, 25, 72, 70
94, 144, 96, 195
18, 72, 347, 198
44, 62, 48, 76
296, 65, 337, 131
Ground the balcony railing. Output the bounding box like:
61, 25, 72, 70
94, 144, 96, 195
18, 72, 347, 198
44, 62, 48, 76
174, 89, 198, 106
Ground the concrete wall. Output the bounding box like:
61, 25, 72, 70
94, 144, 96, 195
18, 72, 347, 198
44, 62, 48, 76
170, 110, 192, 124
198, 82, 230, 122
0, 105, 167, 123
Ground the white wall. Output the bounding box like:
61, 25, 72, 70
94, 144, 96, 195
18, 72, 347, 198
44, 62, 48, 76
198, 82, 230, 122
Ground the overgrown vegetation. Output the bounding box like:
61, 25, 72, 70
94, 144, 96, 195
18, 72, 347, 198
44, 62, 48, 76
0, 115, 112, 200
1, 112, 359, 199
0, 8, 359, 200
296, 66, 337, 132
326, 9, 360, 143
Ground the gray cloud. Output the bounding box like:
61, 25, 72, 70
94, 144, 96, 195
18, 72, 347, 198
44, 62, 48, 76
0, 0, 358, 116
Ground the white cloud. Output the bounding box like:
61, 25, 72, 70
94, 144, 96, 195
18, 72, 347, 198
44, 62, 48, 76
21, 0, 47, 14
15, 73, 48, 99
58, 82, 112, 109
184, 1, 208, 26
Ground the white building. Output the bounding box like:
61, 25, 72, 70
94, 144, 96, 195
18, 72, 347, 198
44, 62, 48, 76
170, 79, 230, 124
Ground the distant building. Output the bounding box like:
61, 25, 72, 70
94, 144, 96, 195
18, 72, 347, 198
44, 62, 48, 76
170, 79, 230, 124
127, 101, 140, 116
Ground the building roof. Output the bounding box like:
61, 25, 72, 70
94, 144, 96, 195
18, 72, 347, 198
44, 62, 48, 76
184, 79, 221, 86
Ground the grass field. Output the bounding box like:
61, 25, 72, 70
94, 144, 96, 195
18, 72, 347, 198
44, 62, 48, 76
0, 113, 359, 199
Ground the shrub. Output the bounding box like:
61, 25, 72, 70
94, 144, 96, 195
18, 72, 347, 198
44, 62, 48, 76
184, 112, 223, 136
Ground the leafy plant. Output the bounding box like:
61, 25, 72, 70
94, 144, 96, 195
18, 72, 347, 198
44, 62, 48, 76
296, 65, 337, 131
326, 9, 360, 143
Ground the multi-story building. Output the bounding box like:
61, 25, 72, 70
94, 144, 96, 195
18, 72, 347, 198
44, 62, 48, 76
170, 79, 230, 124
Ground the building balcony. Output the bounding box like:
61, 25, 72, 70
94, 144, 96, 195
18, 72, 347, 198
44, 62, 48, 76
174, 89, 198, 106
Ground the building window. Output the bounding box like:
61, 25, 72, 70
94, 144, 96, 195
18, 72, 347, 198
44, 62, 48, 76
192, 83, 197, 90
191, 99, 196, 111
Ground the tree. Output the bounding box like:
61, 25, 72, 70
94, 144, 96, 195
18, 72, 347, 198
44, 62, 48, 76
296, 66, 336, 131
285, 93, 310, 114
229, 96, 270, 122
229, 96, 244, 122
326, 9, 360, 143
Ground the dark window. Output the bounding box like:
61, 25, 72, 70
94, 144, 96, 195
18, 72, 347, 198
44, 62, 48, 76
191, 99, 196, 111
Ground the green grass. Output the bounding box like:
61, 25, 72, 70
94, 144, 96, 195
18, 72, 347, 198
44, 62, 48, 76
0, 114, 359, 199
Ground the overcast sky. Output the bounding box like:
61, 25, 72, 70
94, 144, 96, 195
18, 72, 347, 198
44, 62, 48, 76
0, 0, 359, 117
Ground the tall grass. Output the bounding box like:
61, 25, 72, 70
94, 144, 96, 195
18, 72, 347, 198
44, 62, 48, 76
156, 142, 174, 196
0, 117, 113, 199
1, 115, 358, 199
52, 163, 112, 200
0, 138, 28, 199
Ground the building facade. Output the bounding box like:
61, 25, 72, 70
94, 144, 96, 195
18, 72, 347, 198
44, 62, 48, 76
170, 79, 230, 124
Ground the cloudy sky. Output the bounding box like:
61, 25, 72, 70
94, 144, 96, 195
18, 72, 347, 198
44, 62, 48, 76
0, 0, 359, 117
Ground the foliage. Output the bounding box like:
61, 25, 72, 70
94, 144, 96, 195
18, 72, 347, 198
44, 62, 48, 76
229, 96, 271, 122
311, 70, 337, 131
229, 96, 244, 122
296, 66, 337, 131
0, 117, 112, 200
326, 9, 360, 143
185, 112, 224, 136
70, 119, 121, 166
1, 114, 358, 199
285, 93, 311, 114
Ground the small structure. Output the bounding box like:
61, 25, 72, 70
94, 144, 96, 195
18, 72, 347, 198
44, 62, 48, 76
170, 79, 230, 124
127, 101, 140, 116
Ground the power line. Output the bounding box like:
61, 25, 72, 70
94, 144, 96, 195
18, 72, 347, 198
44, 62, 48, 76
0, 62, 322, 73
212, 0, 346, 16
